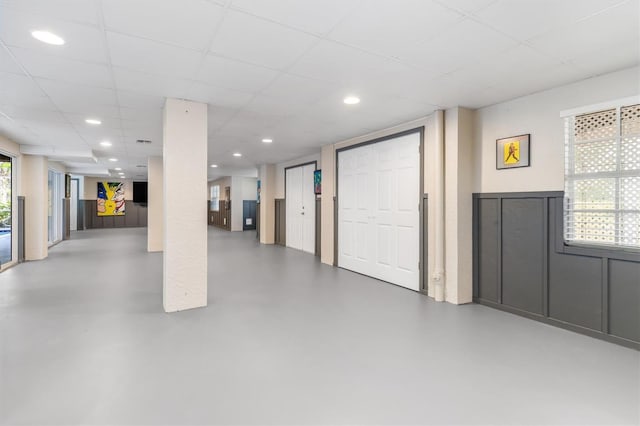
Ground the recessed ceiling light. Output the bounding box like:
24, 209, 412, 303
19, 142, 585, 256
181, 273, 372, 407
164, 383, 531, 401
31, 30, 65, 46
262, 138, 273, 143
343, 96, 360, 105
118, 172, 124, 175
85, 118, 101, 125
114, 167, 122, 171
233, 152, 242, 157
210, 164, 218, 168
100, 141, 112, 147
108, 158, 118, 162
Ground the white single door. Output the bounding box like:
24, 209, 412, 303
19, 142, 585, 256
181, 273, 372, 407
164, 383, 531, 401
286, 164, 316, 254
338, 132, 420, 291
286, 166, 303, 251
70, 179, 78, 231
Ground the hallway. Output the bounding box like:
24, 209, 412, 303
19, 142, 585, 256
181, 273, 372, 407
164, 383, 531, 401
0, 228, 638, 425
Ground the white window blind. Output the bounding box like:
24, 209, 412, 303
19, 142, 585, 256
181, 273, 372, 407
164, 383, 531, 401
210, 185, 220, 212
564, 103, 640, 248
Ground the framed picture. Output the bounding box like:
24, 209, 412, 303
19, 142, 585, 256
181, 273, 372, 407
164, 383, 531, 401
65, 174, 71, 198
496, 134, 530, 169
314, 170, 321, 195
257, 180, 261, 203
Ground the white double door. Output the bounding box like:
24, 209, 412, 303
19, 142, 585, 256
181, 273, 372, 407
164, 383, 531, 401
338, 133, 420, 291
286, 163, 316, 254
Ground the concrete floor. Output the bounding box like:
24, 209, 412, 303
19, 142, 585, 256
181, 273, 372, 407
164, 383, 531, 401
0, 227, 638, 425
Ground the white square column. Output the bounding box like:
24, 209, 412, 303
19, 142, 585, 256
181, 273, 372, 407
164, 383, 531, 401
147, 156, 163, 252
163, 98, 208, 312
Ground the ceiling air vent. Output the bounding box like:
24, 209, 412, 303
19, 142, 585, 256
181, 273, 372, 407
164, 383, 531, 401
136, 165, 147, 168
136, 139, 152, 144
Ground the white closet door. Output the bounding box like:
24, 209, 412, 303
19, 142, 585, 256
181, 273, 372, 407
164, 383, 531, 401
301, 164, 316, 254
286, 166, 303, 251
338, 133, 420, 291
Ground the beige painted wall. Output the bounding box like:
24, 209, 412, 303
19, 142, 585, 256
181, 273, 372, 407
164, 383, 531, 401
274, 153, 321, 199
474, 66, 639, 193
258, 164, 276, 244
0, 135, 20, 158
147, 156, 163, 252
22, 155, 48, 260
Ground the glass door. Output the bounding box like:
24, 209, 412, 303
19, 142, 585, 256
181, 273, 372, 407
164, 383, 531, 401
0, 154, 11, 265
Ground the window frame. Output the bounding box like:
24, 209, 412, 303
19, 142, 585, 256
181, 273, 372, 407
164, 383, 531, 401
561, 96, 640, 255
210, 184, 220, 212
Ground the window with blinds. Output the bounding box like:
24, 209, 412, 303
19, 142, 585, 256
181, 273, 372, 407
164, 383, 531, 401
210, 185, 220, 212
564, 103, 640, 248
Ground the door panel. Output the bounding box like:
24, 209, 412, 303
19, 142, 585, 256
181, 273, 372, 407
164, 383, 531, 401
338, 132, 420, 291
286, 164, 316, 254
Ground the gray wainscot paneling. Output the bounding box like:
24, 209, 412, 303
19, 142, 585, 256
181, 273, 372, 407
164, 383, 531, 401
473, 192, 640, 349
81, 200, 148, 230
274, 199, 285, 246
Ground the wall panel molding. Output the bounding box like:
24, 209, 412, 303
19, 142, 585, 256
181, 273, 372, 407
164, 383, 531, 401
473, 191, 639, 350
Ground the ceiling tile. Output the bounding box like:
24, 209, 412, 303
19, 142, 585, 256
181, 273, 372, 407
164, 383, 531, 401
186, 81, 254, 109
116, 90, 166, 109
210, 10, 318, 70
230, 0, 361, 35
112, 67, 191, 99
527, 1, 640, 61
0, 46, 25, 74
9, 46, 113, 88
434, 0, 498, 14
288, 39, 401, 84
0, 0, 100, 25
107, 32, 203, 79
260, 73, 339, 104
407, 18, 518, 74
0, 72, 51, 109
195, 54, 280, 92
476, 0, 629, 42
36, 78, 118, 112
328, 0, 463, 59
0, 8, 108, 63
443, 44, 560, 91
102, 0, 224, 51
569, 40, 639, 77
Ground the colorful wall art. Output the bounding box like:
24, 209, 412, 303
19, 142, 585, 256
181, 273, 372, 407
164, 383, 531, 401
97, 182, 125, 216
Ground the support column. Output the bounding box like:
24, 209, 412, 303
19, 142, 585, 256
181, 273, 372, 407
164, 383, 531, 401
147, 156, 163, 252
21, 155, 48, 260
258, 164, 276, 244
444, 107, 474, 304
163, 98, 208, 313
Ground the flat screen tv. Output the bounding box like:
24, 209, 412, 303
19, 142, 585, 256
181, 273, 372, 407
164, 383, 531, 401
133, 181, 148, 203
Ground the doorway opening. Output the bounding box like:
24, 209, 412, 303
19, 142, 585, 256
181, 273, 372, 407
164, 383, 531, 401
0, 154, 12, 266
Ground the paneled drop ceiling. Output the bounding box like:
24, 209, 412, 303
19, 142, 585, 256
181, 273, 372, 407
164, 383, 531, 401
0, 0, 638, 180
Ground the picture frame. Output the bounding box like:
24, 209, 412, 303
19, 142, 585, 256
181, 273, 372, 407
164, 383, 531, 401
65, 174, 71, 198
496, 134, 530, 169
314, 170, 322, 195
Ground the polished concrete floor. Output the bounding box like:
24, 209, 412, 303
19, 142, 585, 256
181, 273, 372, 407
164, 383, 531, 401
0, 227, 638, 425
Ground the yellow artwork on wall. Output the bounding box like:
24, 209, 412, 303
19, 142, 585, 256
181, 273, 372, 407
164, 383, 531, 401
97, 182, 125, 216
503, 140, 520, 165
496, 134, 530, 169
